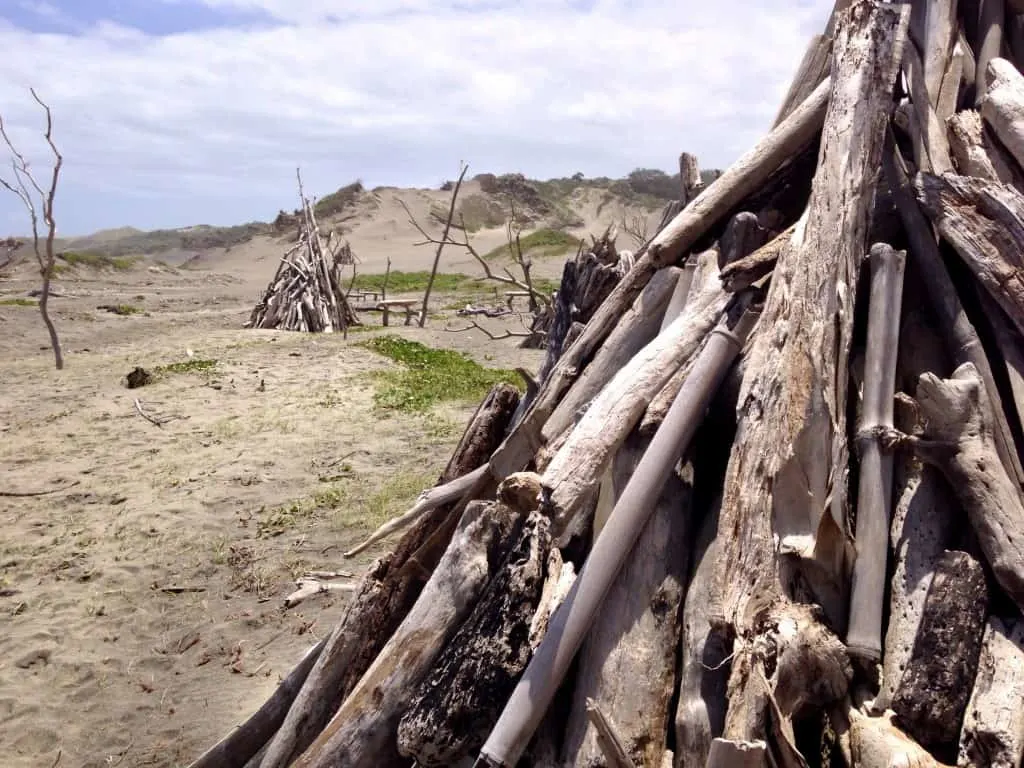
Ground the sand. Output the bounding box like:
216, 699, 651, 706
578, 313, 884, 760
0, 184, 658, 767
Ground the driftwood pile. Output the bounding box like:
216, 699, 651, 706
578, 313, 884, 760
192, 1, 1024, 766
247, 184, 359, 334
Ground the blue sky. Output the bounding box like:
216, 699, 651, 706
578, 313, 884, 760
0, 0, 832, 235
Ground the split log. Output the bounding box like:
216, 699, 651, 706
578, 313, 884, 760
258, 384, 517, 768
914, 171, 1024, 338
679, 152, 704, 205
187, 639, 326, 768
539, 250, 729, 529
889, 551, 988, 763
489, 74, 831, 479
397, 511, 551, 766
884, 139, 1024, 488
773, 33, 834, 127
293, 497, 528, 768
958, 616, 1024, 768
529, 549, 577, 650
920, 0, 960, 115
876, 305, 960, 713
849, 709, 948, 768
980, 57, 1024, 170
904, 33, 955, 173
713, 0, 909, 637
905, 363, 1024, 611
673, 499, 730, 768
561, 438, 692, 767
846, 244, 906, 662
541, 266, 681, 443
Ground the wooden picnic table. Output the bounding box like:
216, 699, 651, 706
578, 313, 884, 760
376, 299, 418, 326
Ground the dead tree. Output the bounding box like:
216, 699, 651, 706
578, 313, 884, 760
0, 88, 64, 369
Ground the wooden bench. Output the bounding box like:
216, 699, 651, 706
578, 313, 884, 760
376, 299, 418, 326
349, 289, 381, 303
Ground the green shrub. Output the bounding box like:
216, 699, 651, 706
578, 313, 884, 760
484, 228, 580, 261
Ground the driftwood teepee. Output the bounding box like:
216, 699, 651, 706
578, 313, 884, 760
193, 1, 1024, 766
247, 175, 359, 334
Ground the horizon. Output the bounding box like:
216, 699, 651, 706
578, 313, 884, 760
0, 0, 831, 237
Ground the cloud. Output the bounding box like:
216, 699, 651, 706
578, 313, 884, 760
0, 0, 832, 234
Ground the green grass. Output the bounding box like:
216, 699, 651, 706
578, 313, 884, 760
350, 271, 482, 294
59, 251, 139, 270
483, 228, 581, 261
359, 335, 520, 412
0, 298, 36, 307
155, 358, 218, 375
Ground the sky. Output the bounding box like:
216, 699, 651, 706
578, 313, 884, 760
0, 0, 833, 235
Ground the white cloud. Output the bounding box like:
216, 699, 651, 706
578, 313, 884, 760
0, 0, 832, 233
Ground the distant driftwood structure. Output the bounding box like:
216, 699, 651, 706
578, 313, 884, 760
246, 177, 359, 334
194, 2, 1024, 767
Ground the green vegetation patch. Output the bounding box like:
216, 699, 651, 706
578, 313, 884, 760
314, 181, 364, 220
0, 298, 36, 307
359, 335, 520, 412
350, 270, 481, 294
59, 251, 139, 270
155, 358, 218, 375
484, 228, 581, 261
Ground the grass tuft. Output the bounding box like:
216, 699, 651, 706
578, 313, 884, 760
359, 335, 520, 412
155, 358, 218, 375
483, 228, 581, 261
0, 298, 37, 307
59, 251, 139, 270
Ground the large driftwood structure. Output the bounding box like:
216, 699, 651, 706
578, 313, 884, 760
189, 3, 1024, 767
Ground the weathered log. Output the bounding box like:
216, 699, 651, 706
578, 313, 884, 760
673, 499, 730, 768
397, 511, 551, 767
958, 616, 1024, 768
937, 40, 965, 121
187, 639, 326, 768
904, 33, 955, 173
890, 551, 988, 763
540, 251, 729, 530
976, 288, 1024, 425
975, 0, 1005, 106
718, 212, 775, 272
914, 171, 1024, 337
884, 140, 1024, 488
846, 244, 906, 662
713, 0, 908, 636
920, 0, 960, 115
948, 109, 1005, 179
849, 709, 948, 768
293, 497, 528, 768
561, 436, 692, 767
980, 57, 1024, 169
541, 266, 681, 443
705, 738, 767, 768
583, 700, 635, 768
478, 301, 760, 768
488, 75, 831, 479
257, 385, 517, 768
773, 33, 834, 127
875, 305, 960, 713
529, 548, 577, 650
907, 363, 1024, 611
661, 261, 696, 332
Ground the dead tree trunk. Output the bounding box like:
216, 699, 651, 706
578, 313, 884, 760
713, 0, 909, 639
258, 384, 518, 768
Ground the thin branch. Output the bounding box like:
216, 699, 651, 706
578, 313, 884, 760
0, 480, 81, 498
419, 162, 469, 326
585, 698, 636, 768
444, 318, 534, 340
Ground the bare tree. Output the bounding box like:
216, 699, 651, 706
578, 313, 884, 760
0, 88, 64, 369
621, 213, 649, 249
418, 162, 469, 327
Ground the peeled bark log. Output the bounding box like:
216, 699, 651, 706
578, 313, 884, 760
911, 363, 1024, 612
397, 512, 551, 767
980, 57, 1024, 169
258, 385, 517, 768
673, 500, 730, 768
293, 498, 527, 768
489, 75, 831, 479
562, 437, 692, 768
541, 266, 681, 443
713, 0, 909, 636
540, 251, 729, 530
958, 617, 1024, 768
914, 171, 1024, 338
890, 551, 988, 763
